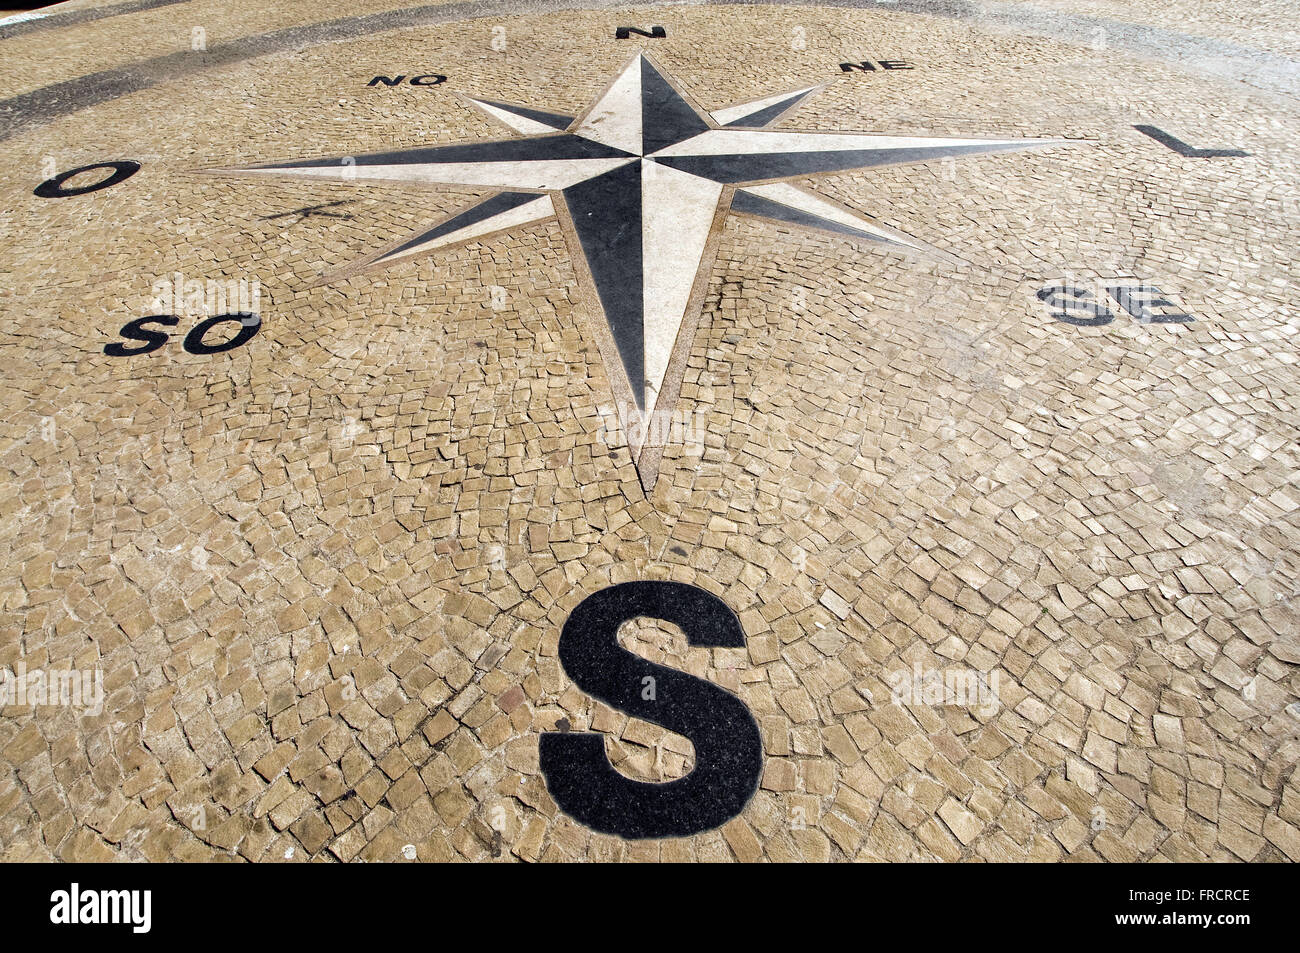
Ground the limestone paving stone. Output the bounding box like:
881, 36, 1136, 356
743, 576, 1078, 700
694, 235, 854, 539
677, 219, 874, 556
0, 0, 1297, 863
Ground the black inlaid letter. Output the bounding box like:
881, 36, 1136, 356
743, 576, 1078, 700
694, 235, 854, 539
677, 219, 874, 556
1107, 285, 1193, 324
182, 313, 261, 355
104, 315, 178, 356
615, 26, 666, 39
1037, 285, 1114, 326
539, 581, 762, 839
35, 161, 140, 198
1133, 125, 1247, 158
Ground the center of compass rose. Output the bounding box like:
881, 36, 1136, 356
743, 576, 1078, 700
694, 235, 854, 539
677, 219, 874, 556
223, 52, 1066, 488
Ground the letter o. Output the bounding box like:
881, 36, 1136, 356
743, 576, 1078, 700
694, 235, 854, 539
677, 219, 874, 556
183, 313, 261, 355
34, 161, 140, 198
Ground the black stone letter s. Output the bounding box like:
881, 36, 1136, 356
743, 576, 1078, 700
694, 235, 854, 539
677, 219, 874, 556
539, 581, 762, 839
1036, 285, 1114, 327
104, 315, 178, 356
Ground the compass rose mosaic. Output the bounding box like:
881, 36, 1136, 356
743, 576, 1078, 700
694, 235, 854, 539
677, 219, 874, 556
222, 52, 1063, 486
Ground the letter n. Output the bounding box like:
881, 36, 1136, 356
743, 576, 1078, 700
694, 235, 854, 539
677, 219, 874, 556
615, 26, 666, 39
367, 75, 405, 86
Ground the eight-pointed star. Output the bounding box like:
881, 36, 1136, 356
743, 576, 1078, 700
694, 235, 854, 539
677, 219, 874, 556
226, 53, 1066, 486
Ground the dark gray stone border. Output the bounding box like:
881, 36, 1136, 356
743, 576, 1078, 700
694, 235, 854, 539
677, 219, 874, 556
1, 0, 1295, 144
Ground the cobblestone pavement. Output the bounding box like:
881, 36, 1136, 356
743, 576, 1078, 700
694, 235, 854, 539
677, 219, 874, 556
0, 0, 1297, 862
